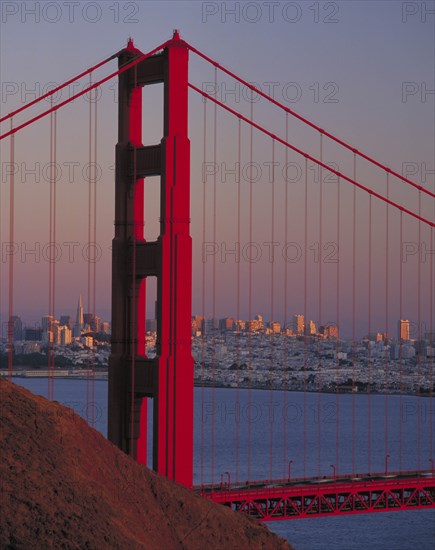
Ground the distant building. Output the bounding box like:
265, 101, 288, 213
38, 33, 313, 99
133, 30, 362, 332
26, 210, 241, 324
191, 315, 204, 335
58, 326, 72, 346
82, 336, 93, 348
320, 324, 339, 339
234, 319, 246, 332
73, 295, 84, 337
247, 314, 264, 333
204, 318, 219, 334
305, 320, 317, 336
41, 315, 54, 333
59, 315, 73, 330
398, 319, 410, 341
24, 327, 42, 341
219, 317, 235, 332
10, 316, 23, 341
84, 313, 101, 333
146, 319, 156, 333
101, 322, 110, 334
294, 314, 304, 335
270, 321, 281, 334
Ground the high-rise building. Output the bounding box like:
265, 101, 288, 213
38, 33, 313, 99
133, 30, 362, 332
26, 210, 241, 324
398, 319, 410, 341
294, 314, 305, 335
247, 315, 264, 333
73, 295, 84, 337
41, 315, 54, 332
60, 315, 73, 330
320, 324, 339, 339
306, 320, 317, 336
59, 326, 72, 345
24, 327, 42, 341
219, 317, 235, 332
10, 316, 23, 341
270, 321, 281, 334
234, 320, 246, 332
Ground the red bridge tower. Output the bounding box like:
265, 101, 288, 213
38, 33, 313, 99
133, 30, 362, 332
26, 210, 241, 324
108, 31, 193, 487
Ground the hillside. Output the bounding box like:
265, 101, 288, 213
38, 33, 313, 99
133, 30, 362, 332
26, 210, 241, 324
0, 379, 294, 549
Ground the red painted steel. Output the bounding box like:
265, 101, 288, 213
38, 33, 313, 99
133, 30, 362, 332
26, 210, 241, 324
5, 32, 432, 509
154, 31, 193, 487
198, 473, 435, 521
0, 52, 119, 124
0, 41, 169, 141
108, 40, 147, 462
128, 41, 147, 464
109, 32, 193, 488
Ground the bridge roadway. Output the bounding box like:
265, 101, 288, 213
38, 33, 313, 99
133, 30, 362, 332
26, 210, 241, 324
195, 470, 435, 521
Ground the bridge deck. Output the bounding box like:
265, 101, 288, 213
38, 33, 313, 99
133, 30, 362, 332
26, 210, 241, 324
195, 471, 435, 521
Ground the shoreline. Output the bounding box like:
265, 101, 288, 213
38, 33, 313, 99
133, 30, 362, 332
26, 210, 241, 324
2, 370, 431, 398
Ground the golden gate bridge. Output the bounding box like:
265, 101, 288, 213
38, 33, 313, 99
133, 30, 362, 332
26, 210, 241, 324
1, 31, 434, 522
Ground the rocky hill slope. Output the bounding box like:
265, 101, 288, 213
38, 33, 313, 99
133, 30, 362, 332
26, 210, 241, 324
0, 379, 294, 549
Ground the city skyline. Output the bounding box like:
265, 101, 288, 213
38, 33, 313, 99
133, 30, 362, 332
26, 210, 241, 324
1, 2, 434, 342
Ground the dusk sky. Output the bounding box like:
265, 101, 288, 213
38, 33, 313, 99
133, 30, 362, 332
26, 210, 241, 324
0, 1, 434, 339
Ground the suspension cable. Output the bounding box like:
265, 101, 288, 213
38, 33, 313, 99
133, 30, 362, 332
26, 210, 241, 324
0, 52, 120, 124
0, 41, 170, 141
188, 85, 435, 229
186, 42, 435, 200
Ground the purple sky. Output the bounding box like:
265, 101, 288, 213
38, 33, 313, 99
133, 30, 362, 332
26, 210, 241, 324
0, 1, 434, 339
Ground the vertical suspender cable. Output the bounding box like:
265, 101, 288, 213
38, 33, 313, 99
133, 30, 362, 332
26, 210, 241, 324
368, 194, 372, 474
92, 84, 98, 426
7, 120, 15, 381
417, 189, 421, 471
48, 107, 53, 399
130, 67, 138, 455
429, 189, 435, 470
385, 172, 390, 469
335, 173, 341, 473
86, 74, 92, 419
51, 108, 57, 401
0, 130, 2, 371
283, 113, 288, 479
399, 210, 403, 471
211, 67, 217, 484
269, 138, 275, 481
351, 153, 356, 476
247, 93, 253, 482
317, 133, 323, 479
430, 195, 434, 467
235, 117, 241, 482
47, 101, 56, 401
200, 97, 207, 486
303, 156, 308, 479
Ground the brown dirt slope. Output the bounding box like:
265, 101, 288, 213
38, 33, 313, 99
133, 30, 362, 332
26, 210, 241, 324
0, 379, 294, 550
